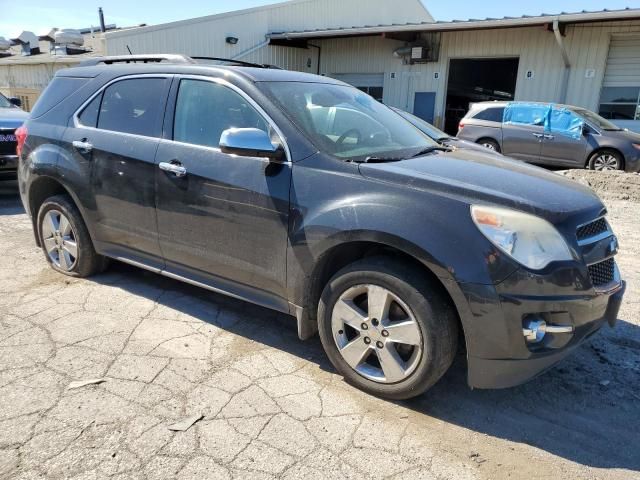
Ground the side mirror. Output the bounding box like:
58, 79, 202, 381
219, 128, 285, 162
8, 97, 22, 108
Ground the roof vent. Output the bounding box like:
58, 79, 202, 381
10, 31, 40, 56
41, 29, 88, 55
0, 37, 11, 57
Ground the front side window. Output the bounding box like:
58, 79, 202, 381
548, 107, 583, 139
260, 82, 437, 161
173, 79, 270, 149
573, 108, 622, 131
97, 78, 166, 137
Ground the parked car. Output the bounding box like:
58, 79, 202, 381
0, 93, 28, 179
391, 106, 500, 154
458, 101, 640, 172
18, 55, 625, 399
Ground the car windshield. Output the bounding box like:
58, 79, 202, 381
260, 82, 438, 161
392, 108, 450, 141
0, 93, 12, 108
573, 108, 622, 131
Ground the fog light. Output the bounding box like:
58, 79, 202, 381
523, 318, 574, 344
523, 319, 547, 344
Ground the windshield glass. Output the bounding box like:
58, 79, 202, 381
573, 108, 621, 131
0, 93, 12, 108
392, 108, 450, 141
260, 82, 437, 161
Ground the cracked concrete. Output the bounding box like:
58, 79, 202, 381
1, 180, 639, 480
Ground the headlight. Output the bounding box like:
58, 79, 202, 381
471, 205, 573, 270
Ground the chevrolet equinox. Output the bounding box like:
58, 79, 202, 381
17, 55, 626, 399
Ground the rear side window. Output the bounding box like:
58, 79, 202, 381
77, 94, 102, 128
30, 77, 89, 118
97, 78, 166, 137
472, 107, 504, 122
173, 79, 269, 148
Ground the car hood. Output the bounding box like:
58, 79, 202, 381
0, 107, 28, 129
358, 149, 604, 223
601, 128, 640, 143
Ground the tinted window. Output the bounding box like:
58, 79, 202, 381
473, 107, 504, 122
173, 79, 269, 148
77, 93, 102, 127
98, 78, 166, 137
0, 93, 11, 108
30, 77, 89, 118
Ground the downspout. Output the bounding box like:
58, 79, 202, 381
553, 19, 571, 104
308, 43, 321, 75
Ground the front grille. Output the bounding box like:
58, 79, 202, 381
0, 128, 17, 156
576, 218, 608, 242
588, 258, 615, 287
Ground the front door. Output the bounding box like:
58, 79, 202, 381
539, 106, 588, 167
155, 77, 291, 308
64, 76, 171, 266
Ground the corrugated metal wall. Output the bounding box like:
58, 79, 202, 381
104, 0, 431, 69
0, 62, 72, 91
316, 20, 640, 128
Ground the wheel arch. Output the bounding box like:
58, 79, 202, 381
27, 176, 84, 247
293, 233, 470, 358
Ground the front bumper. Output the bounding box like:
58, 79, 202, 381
461, 264, 625, 389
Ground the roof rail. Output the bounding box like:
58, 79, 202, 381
77, 54, 196, 67
191, 56, 282, 69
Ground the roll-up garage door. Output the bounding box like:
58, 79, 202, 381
600, 35, 640, 132
603, 35, 640, 87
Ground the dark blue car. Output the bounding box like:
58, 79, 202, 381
0, 93, 28, 179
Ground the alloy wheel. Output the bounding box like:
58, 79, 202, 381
41, 210, 78, 271
482, 142, 496, 150
593, 154, 619, 171
331, 284, 423, 383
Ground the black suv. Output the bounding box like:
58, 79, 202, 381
18, 55, 625, 399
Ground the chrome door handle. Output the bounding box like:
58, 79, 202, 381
72, 140, 93, 153
544, 134, 555, 140
159, 161, 187, 177
532, 133, 544, 138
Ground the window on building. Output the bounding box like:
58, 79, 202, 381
97, 78, 167, 137
173, 79, 269, 149
356, 86, 383, 102
599, 87, 640, 120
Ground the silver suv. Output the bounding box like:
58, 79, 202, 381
457, 101, 640, 172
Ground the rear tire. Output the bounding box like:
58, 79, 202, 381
37, 195, 109, 277
588, 149, 624, 171
317, 257, 458, 400
477, 138, 501, 152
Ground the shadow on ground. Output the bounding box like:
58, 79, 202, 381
90, 260, 640, 472
3, 180, 639, 472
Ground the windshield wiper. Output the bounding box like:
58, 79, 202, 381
410, 145, 453, 158
358, 156, 404, 163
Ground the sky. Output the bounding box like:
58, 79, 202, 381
1, 0, 639, 39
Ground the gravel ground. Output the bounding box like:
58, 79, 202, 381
0, 174, 638, 480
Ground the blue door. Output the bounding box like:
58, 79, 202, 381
413, 92, 436, 124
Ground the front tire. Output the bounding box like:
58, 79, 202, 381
37, 195, 108, 277
588, 149, 624, 171
318, 257, 458, 400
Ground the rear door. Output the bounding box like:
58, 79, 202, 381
539, 106, 588, 167
64, 75, 171, 267
501, 103, 549, 163
154, 76, 291, 308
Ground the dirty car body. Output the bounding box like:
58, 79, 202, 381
17, 56, 626, 397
